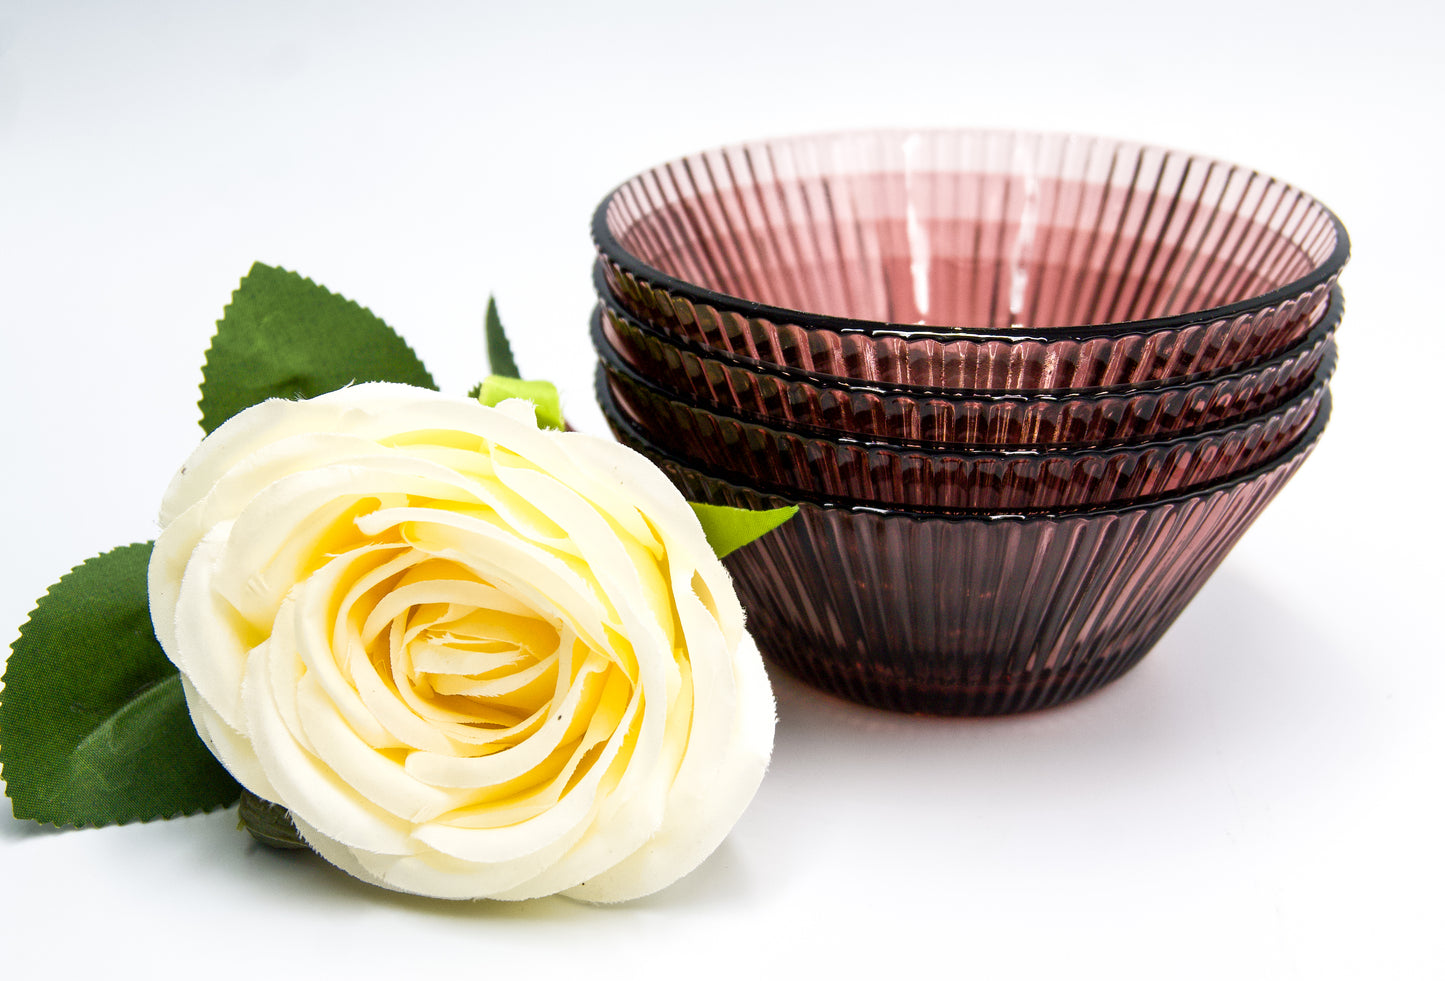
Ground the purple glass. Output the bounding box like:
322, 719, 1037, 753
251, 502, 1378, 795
599, 341, 1331, 511
595, 272, 1341, 446
593, 130, 1348, 388
599, 378, 1331, 715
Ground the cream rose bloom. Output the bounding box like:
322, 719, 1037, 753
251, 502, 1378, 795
147, 383, 774, 902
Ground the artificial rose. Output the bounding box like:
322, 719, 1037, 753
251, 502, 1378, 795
147, 383, 775, 902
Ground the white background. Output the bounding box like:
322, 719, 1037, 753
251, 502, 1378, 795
2, 1, 1441, 978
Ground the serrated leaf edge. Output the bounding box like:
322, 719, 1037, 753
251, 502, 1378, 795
485, 294, 521, 379
24, 673, 237, 828
197, 261, 438, 432
0, 541, 240, 829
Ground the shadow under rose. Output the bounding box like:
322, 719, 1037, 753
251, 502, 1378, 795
232, 821, 755, 919
233, 833, 595, 922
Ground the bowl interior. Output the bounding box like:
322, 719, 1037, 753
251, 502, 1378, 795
597, 130, 1347, 335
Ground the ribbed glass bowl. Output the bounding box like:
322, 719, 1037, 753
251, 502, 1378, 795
595, 271, 1341, 446
593, 129, 1348, 389
598, 334, 1332, 511
599, 379, 1332, 715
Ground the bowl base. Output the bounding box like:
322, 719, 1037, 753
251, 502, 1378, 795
757, 629, 1163, 716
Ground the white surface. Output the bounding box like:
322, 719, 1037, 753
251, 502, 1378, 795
2, 1, 1441, 977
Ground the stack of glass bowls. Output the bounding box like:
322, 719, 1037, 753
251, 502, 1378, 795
589, 129, 1349, 715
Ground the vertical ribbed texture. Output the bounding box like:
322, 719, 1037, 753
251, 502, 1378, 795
597, 354, 1330, 511
587, 130, 1345, 716
705, 455, 1307, 714
602, 386, 1327, 716
592, 284, 1339, 445
601, 253, 1337, 390
594, 130, 1347, 389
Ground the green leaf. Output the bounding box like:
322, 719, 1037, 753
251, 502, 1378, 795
199, 262, 437, 434
689, 502, 798, 559
478, 375, 565, 431
0, 543, 241, 826
485, 295, 520, 379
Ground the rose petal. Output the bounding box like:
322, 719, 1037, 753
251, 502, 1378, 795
168, 522, 255, 731
149, 383, 775, 902
243, 639, 416, 856
403, 649, 611, 790
566, 634, 774, 902
181, 676, 277, 802
293, 673, 464, 824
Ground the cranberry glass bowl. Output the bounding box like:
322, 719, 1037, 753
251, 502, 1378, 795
600, 343, 1331, 511
594, 129, 1348, 389
600, 379, 1332, 715
594, 274, 1341, 446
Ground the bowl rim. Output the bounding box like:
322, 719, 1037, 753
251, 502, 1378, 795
594, 261, 1344, 402
595, 301, 1336, 457
591, 127, 1351, 344
598, 367, 1332, 521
